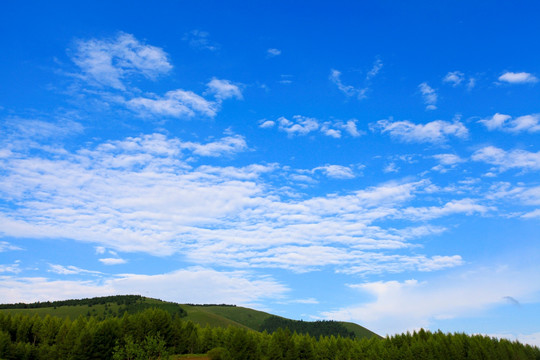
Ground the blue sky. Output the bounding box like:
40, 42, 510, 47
1, 0, 540, 345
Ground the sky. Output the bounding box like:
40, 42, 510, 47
1, 0, 540, 346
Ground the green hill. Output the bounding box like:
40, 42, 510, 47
0, 295, 379, 339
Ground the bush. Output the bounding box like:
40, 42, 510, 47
208, 346, 231, 360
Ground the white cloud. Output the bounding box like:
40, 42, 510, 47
180, 134, 248, 157
72, 33, 172, 90
183, 30, 219, 51
206, 78, 243, 101
498, 72, 538, 84
0, 262, 21, 274
372, 118, 468, 143
443, 71, 464, 86
322, 265, 540, 336
489, 332, 540, 348
522, 209, 540, 219
266, 116, 363, 138
0, 267, 288, 306
419, 82, 437, 110
472, 146, 540, 172
479, 113, 540, 133
0, 132, 478, 274
312, 165, 355, 179
432, 153, 465, 172
259, 120, 275, 128
278, 115, 319, 136
127, 89, 218, 118
342, 119, 362, 137
400, 199, 492, 220
330, 60, 382, 100
330, 69, 360, 97
99, 258, 127, 265
267, 48, 281, 57
0, 241, 22, 252
366, 58, 383, 80
48, 264, 102, 275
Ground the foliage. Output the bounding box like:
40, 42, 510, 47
260, 316, 357, 339
0, 303, 539, 360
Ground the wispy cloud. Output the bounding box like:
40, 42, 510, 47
371, 118, 468, 143
48, 264, 102, 275
267, 48, 281, 57
0, 267, 288, 306
0, 241, 22, 252
498, 72, 538, 84
183, 30, 219, 51
180, 134, 248, 157
99, 258, 127, 265
127, 89, 218, 118
418, 82, 437, 110
472, 146, 540, 172
443, 71, 475, 90
71, 33, 172, 90
479, 113, 540, 133
432, 153, 465, 172
330, 59, 383, 100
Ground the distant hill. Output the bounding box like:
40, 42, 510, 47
0, 295, 379, 339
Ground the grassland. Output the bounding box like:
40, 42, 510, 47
0, 295, 378, 339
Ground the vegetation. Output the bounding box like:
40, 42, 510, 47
0, 296, 538, 359
260, 316, 357, 339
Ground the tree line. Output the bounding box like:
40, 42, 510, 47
260, 316, 357, 339
0, 308, 538, 360
0, 295, 145, 310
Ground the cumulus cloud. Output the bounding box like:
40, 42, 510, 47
443, 71, 465, 86
479, 113, 540, 133
418, 82, 437, 110
322, 265, 540, 336
264, 116, 363, 138
472, 146, 540, 172
206, 78, 243, 101
71, 33, 172, 90
277, 116, 320, 136
498, 72, 538, 84
371, 118, 468, 143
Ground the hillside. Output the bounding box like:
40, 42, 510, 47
0, 295, 378, 339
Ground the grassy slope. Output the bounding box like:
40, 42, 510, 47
184, 305, 379, 339
0, 297, 379, 339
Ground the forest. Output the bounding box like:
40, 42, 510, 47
1, 307, 539, 360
